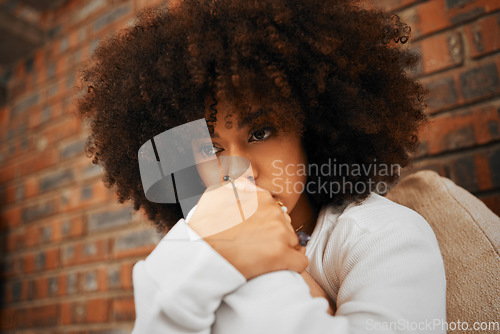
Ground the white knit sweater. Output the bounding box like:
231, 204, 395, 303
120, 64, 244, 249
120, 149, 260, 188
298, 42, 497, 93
132, 193, 447, 334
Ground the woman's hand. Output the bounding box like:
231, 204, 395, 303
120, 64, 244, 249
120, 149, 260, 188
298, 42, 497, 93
188, 177, 308, 280
300, 271, 336, 315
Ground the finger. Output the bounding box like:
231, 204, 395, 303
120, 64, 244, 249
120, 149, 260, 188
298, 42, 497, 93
286, 251, 309, 273
232, 177, 269, 194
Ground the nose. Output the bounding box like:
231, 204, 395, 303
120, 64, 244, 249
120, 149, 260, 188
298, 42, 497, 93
220, 146, 258, 182
219, 155, 257, 182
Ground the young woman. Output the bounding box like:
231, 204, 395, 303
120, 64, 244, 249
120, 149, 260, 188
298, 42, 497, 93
76, 0, 446, 332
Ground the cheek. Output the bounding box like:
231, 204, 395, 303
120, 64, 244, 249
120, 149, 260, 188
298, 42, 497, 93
194, 159, 223, 187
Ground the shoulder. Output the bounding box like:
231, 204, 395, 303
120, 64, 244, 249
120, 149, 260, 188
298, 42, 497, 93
338, 192, 428, 231
326, 193, 440, 252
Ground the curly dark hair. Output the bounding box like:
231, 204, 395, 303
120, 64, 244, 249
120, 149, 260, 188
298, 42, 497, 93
76, 0, 426, 232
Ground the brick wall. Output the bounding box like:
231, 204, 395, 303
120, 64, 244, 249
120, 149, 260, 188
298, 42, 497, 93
366, 0, 500, 214
0, 0, 499, 332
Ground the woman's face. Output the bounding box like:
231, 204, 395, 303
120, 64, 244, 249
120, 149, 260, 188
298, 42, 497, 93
192, 97, 313, 229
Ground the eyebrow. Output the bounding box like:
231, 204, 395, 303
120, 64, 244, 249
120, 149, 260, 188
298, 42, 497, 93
209, 109, 270, 139
238, 109, 267, 129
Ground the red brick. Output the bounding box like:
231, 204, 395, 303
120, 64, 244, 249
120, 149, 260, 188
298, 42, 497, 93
86, 298, 109, 323
23, 254, 35, 274
6, 231, 23, 252
475, 153, 493, 191
62, 238, 110, 267
61, 215, 85, 239
39, 117, 83, 147
401, 0, 500, 39
24, 224, 40, 248
121, 261, 134, 290
45, 248, 61, 270
0, 206, 21, 229
419, 104, 500, 155
36, 277, 49, 299
24, 176, 39, 198
464, 13, 500, 59
415, 30, 463, 76
111, 296, 135, 321
60, 302, 72, 325
0, 163, 17, 184
17, 148, 59, 177
28, 304, 58, 327
0, 308, 16, 330
422, 58, 500, 114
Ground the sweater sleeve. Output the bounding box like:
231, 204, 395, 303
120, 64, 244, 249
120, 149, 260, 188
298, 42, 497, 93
131, 218, 247, 334
331, 205, 447, 334
210, 200, 446, 334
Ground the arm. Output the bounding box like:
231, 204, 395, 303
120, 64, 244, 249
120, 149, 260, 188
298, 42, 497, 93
132, 219, 247, 334
210, 206, 446, 334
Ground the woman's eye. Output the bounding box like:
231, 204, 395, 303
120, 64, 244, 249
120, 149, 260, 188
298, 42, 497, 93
249, 126, 274, 142
199, 144, 222, 158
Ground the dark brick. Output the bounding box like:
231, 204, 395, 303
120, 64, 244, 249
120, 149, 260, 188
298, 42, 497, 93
15, 185, 24, 201
39, 169, 74, 191
66, 72, 75, 88
22, 201, 55, 222
35, 252, 46, 270
0, 68, 12, 83
489, 120, 499, 137
452, 155, 478, 192
16, 122, 25, 135
7, 129, 14, 140
63, 245, 75, 262
48, 83, 58, 96
84, 243, 97, 256
90, 39, 100, 54
115, 229, 162, 252
84, 164, 103, 179
108, 266, 120, 288
11, 93, 39, 116
60, 36, 69, 52
42, 225, 52, 242
48, 277, 59, 296
472, 30, 484, 54
81, 185, 93, 200
415, 141, 428, 157
48, 25, 62, 38
11, 280, 22, 302
93, 4, 131, 31
61, 140, 86, 159
442, 125, 475, 151
62, 220, 70, 235
42, 105, 51, 122
27, 280, 35, 300
88, 207, 133, 232
84, 272, 98, 291
47, 62, 56, 79
89, 329, 130, 334
25, 57, 34, 73
0, 283, 6, 305
488, 149, 500, 187
67, 273, 77, 294
446, 0, 473, 9
460, 63, 499, 100
425, 77, 458, 110
0, 84, 6, 107
30, 304, 58, 327
450, 7, 485, 25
